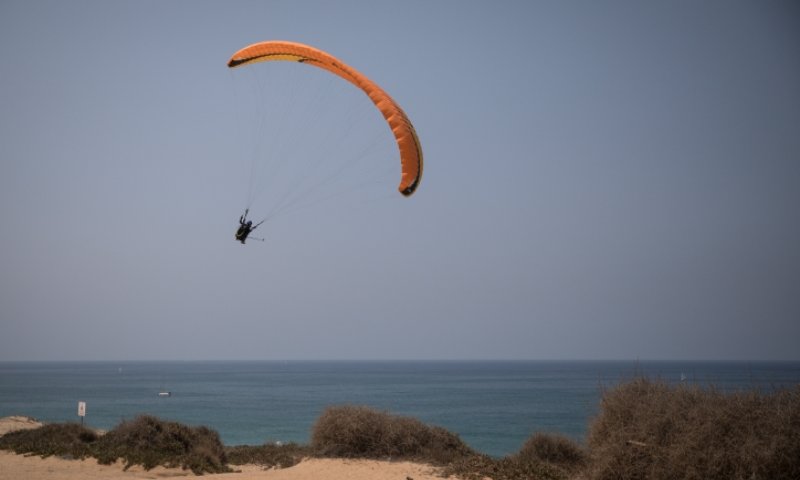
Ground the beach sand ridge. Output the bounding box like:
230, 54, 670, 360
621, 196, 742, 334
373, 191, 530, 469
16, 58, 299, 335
0, 417, 454, 480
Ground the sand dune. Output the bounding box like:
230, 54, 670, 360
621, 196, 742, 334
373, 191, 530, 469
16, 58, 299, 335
0, 416, 43, 436
0, 451, 448, 480
0, 417, 453, 480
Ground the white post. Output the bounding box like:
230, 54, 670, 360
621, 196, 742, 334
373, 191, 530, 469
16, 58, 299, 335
77, 401, 86, 426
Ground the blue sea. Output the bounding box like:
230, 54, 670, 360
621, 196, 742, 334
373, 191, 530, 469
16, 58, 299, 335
1, 361, 798, 457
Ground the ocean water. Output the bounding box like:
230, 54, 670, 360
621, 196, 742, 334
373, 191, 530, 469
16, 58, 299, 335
1, 360, 798, 457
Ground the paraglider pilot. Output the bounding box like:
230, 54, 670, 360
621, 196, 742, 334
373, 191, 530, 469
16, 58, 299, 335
235, 209, 256, 244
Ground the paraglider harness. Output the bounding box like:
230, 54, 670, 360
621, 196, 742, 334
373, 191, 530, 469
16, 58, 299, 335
235, 209, 265, 244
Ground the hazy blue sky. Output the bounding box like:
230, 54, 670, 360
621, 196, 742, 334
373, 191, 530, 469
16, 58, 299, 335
1, 0, 798, 361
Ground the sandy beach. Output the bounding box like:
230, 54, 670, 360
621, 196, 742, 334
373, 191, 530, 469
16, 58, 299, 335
0, 417, 453, 480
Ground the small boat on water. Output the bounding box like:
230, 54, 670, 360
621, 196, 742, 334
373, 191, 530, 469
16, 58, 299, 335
158, 391, 171, 397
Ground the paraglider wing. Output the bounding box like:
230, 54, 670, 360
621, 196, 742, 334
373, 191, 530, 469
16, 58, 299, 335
227, 41, 423, 197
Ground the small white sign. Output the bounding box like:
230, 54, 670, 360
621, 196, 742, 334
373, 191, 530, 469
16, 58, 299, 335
78, 401, 86, 417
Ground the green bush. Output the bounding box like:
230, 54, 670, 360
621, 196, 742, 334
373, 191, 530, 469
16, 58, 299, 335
587, 378, 800, 480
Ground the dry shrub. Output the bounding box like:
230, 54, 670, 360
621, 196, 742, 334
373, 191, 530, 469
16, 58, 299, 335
94, 415, 230, 474
225, 442, 309, 468
443, 433, 585, 480
517, 432, 586, 469
310, 405, 473, 464
587, 377, 800, 480
0, 423, 98, 459
443, 452, 570, 480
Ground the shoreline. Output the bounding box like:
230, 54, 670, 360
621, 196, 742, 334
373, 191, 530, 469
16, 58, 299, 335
4, 359, 797, 457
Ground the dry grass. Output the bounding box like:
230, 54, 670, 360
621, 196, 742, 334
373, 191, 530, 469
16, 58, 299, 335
225, 442, 310, 468
443, 453, 570, 480
586, 378, 800, 480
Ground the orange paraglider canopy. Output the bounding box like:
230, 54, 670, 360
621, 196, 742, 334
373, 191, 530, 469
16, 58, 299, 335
227, 40, 422, 197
